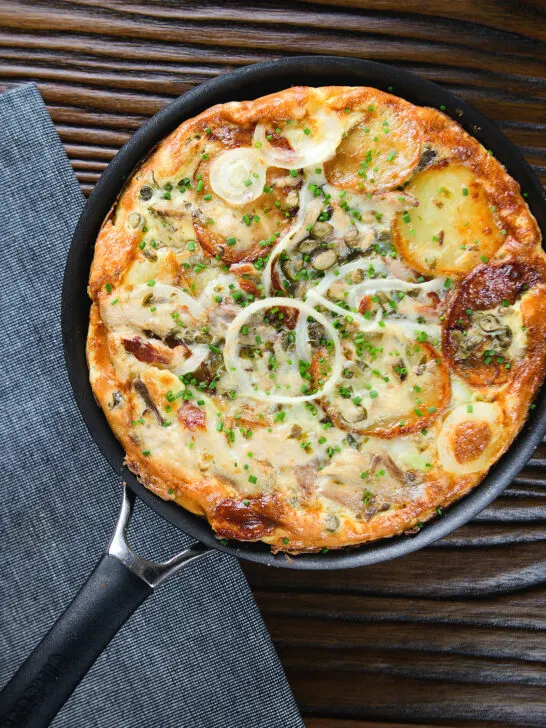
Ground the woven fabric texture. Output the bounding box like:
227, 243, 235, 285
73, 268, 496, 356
0, 83, 304, 728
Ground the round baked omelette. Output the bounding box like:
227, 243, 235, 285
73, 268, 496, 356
87, 86, 546, 554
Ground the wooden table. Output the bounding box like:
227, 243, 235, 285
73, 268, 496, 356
1, 2, 545, 726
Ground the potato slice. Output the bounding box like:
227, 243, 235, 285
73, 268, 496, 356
437, 402, 504, 475
311, 331, 450, 438
394, 163, 505, 276
324, 104, 421, 193
193, 164, 297, 263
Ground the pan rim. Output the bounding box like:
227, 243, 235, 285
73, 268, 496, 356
62, 55, 546, 570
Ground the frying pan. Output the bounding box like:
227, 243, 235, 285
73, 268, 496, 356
1, 56, 546, 728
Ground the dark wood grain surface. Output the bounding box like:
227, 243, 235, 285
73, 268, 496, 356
1, 1, 545, 725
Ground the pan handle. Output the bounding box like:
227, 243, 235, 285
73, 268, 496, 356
0, 485, 211, 728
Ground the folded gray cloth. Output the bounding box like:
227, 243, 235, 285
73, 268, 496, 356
0, 83, 304, 728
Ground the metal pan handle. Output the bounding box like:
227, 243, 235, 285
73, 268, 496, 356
0, 486, 211, 728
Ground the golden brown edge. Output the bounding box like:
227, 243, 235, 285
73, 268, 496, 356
87, 85, 546, 554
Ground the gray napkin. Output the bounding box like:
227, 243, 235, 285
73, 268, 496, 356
0, 83, 304, 728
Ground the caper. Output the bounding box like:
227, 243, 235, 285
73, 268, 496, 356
311, 249, 337, 270
344, 227, 360, 248
128, 212, 143, 229
239, 346, 257, 360
311, 221, 333, 240
281, 256, 304, 283
297, 239, 318, 254
280, 330, 292, 350
458, 334, 482, 358
496, 328, 513, 349
478, 313, 503, 333
308, 321, 323, 344
349, 269, 364, 284
325, 514, 340, 533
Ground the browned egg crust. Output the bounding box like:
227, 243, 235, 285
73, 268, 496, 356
88, 86, 546, 554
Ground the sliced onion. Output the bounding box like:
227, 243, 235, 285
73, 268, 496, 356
312, 259, 391, 297
253, 110, 344, 169
173, 344, 210, 376
196, 273, 238, 307
310, 258, 445, 324
262, 190, 323, 296
345, 276, 445, 310
209, 147, 267, 206
306, 288, 440, 339
295, 308, 310, 361
306, 288, 380, 331
223, 297, 343, 404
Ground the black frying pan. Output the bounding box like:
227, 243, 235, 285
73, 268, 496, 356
2, 56, 546, 728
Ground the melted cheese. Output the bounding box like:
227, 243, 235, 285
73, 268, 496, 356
89, 86, 544, 553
